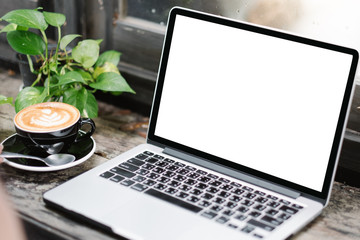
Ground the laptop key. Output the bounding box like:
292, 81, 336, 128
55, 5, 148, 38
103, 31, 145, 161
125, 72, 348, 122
143, 179, 156, 186
234, 214, 247, 221
229, 195, 242, 202
213, 197, 225, 204
154, 183, 167, 190
267, 201, 280, 208
142, 163, 156, 170
127, 158, 145, 166
249, 211, 261, 218
187, 196, 200, 203
247, 219, 275, 232
190, 189, 202, 196
194, 183, 207, 190
207, 173, 218, 179
279, 205, 298, 215
121, 179, 135, 186
110, 167, 136, 178
201, 210, 217, 219
198, 176, 211, 183
110, 175, 125, 183
196, 169, 207, 175
253, 233, 264, 239
202, 193, 214, 200
136, 169, 150, 176
168, 180, 181, 187
241, 225, 255, 234
174, 162, 186, 167
210, 205, 223, 212
165, 187, 178, 195
145, 188, 202, 213
135, 154, 149, 160
216, 216, 229, 224
198, 200, 211, 207
143, 151, 154, 156
266, 209, 279, 216
218, 191, 231, 198
153, 154, 165, 160
261, 215, 283, 226
185, 165, 196, 171
158, 176, 170, 183
278, 213, 291, 220
267, 195, 278, 201
132, 176, 146, 182
219, 177, 230, 183
145, 158, 158, 164
292, 204, 304, 209
232, 188, 245, 195
163, 158, 175, 164
209, 180, 222, 187
131, 183, 148, 192
163, 171, 176, 178
147, 173, 160, 179
176, 192, 189, 199
237, 206, 249, 213
177, 169, 190, 175
227, 223, 238, 229
100, 171, 114, 179
179, 184, 192, 191
120, 162, 139, 172
223, 209, 235, 216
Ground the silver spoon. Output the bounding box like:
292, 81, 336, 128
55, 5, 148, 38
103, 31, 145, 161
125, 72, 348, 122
0, 151, 76, 167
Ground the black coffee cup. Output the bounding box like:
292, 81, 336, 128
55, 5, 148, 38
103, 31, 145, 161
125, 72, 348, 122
14, 102, 96, 155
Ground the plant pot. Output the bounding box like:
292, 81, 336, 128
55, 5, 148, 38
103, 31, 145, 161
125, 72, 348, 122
16, 53, 42, 87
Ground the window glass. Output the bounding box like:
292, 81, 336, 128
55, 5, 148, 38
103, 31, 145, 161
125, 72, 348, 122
125, 0, 360, 54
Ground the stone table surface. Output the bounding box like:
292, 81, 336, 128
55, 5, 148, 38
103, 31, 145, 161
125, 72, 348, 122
0, 70, 360, 240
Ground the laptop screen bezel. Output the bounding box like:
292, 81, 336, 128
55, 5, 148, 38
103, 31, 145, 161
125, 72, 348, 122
147, 7, 359, 202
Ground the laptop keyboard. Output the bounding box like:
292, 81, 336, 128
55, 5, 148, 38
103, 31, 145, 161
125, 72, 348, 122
99, 151, 304, 239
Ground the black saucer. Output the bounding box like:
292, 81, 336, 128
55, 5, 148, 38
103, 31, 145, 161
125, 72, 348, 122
1, 132, 95, 171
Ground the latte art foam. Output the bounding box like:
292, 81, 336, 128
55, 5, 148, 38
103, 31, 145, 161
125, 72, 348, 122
15, 102, 80, 132
30, 109, 71, 128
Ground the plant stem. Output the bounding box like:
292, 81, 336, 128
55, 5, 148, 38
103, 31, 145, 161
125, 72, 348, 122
40, 30, 50, 96
54, 26, 61, 67
31, 73, 42, 87
26, 55, 35, 73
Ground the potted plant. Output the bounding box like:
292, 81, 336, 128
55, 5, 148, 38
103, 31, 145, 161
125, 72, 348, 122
0, 8, 135, 118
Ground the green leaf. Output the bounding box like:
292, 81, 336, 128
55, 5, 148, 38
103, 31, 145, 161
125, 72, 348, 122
63, 87, 98, 118
43, 11, 65, 27
93, 62, 119, 79
0, 23, 17, 34
90, 72, 135, 93
73, 68, 93, 83
60, 34, 81, 50
72, 39, 100, 68
7, 30, 45, 55
14, 87, 47, 112
0, 95, 14, 106
95, 50, 121, 67
53, 71, 86, 86
1, 9, 48, 30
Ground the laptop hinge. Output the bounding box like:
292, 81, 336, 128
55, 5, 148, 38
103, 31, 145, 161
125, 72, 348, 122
163, 147, 301, 199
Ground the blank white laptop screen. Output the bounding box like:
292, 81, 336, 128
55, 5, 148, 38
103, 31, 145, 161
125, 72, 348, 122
154, 15, 354, 192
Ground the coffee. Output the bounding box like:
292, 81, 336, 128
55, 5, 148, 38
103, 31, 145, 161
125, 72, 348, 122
14, 102, 95, 154
15, 102, 80, 132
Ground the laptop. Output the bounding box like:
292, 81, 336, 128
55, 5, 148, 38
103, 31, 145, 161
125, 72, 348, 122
43, 7, 359, 240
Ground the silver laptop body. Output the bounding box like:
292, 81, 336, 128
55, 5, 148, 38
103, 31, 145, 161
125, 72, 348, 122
44, 7, 359, 240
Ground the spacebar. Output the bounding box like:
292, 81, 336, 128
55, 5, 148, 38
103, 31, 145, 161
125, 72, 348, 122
145, 188, 202, 213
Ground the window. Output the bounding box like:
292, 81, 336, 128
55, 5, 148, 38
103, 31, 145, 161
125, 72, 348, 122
1, 0, 359, 114
112, 0, 360, 113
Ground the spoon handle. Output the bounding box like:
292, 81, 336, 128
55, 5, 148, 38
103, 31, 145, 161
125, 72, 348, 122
0, 151, 44, 162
